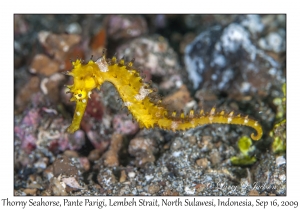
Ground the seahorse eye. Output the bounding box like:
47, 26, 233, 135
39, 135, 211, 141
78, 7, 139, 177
74, 90, 87, 100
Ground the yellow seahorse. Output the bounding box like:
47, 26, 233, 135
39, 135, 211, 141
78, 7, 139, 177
65, 53, 263, 140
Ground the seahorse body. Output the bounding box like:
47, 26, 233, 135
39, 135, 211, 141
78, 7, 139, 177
65, 55, 263, 140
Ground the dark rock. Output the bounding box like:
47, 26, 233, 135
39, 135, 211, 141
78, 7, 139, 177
52, 155, 79, 179
184, 20, 285, 98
